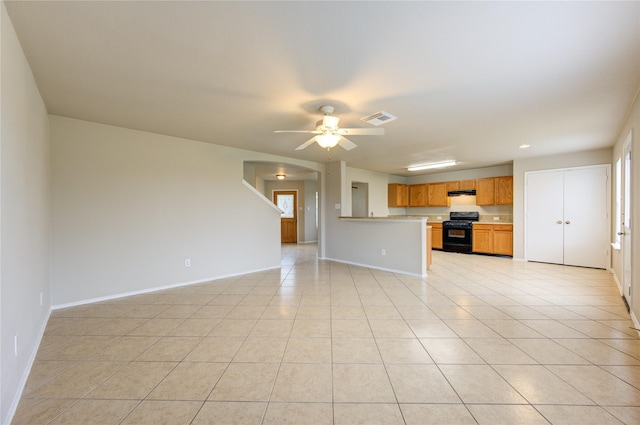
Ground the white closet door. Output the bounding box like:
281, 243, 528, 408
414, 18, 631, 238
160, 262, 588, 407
526, 170, 564, 264
563, 166, 608, 269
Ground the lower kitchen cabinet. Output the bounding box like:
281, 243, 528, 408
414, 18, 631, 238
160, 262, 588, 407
430, 222, 443, 249
472, 223, 512, 256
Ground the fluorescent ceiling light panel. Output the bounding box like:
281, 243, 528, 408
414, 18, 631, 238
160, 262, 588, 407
407, 160, 457, 172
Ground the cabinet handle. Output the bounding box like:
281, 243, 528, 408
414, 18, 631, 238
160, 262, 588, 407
565, 221, 570, 224
556, 220, 562, 224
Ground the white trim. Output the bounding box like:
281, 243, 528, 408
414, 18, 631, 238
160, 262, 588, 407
322, 256, 426, 278
5, 308, 52, 425
242, 179, 282, 213
613, 269, 623, 295
52, 265, 280, 310
631, 311, 640, 338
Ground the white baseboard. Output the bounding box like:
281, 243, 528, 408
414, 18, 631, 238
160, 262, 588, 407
52, 265, 280, 310
5, 308, 51, 425
322, 256, 425, 278
631, 311, 640, 337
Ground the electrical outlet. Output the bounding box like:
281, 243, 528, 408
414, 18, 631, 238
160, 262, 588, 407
335, 203, 341, 210
493, 216, 500, 221
14, 334, 18, 356
381, 249, 386, 256
437, 216, 442, 220
184, 259, 191, 267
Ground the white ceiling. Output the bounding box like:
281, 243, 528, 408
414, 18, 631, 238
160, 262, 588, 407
5, 1, 640, 180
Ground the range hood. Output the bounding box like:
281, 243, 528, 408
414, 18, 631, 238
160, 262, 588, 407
447, 189, 477, 197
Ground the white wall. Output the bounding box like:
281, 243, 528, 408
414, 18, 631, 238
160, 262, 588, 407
50, 116, 290, 306
512, 148, 613, 260
611, 90, 640, 325
1, 4, 51, 423
346, 166, 391, 217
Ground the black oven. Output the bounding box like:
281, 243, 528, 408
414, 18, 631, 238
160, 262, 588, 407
442, 212, 479, 253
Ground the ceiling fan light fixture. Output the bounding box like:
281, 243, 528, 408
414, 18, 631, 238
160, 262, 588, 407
276, 174, 286, 180
315, 133, 341, 148
408, 160, 457, 172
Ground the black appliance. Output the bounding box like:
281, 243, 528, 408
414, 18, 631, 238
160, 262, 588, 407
442, 211, 479, 253
447, 189, 477, 197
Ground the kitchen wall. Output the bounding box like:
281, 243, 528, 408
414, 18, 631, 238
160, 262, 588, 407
388, 164, 514, 220
1, 4, 51, 422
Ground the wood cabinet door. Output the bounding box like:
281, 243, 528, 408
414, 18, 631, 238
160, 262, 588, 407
431, 223, 443, 249
459, 179, 475, 190
493, 225, 513, 256
495, 176, 513, 205
475, 178, 495, 205
388, 184, 408, 207
409, 184, 428, 207
472, 224, 492, 253
428, 182, 448, 206
446, 181, 460, 192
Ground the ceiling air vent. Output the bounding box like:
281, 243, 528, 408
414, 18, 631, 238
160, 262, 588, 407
361, 111, 397, 126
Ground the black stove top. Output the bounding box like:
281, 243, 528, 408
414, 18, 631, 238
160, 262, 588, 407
443, 212, 479, 229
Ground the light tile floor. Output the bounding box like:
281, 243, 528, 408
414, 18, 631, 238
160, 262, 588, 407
12, 244, 640, 424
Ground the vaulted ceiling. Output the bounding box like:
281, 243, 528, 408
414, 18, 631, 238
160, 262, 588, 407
5, 1, 640, 178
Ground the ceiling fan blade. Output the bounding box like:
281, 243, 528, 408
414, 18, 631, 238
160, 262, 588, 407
274, 130, 321, 134
295, 137, 317, 151
338, 136, 357, 151
337, 128, 385, 136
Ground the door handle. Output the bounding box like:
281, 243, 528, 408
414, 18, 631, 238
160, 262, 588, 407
556, 220, 562, 224
565, 221, 570, 224
617, 232, 625, 236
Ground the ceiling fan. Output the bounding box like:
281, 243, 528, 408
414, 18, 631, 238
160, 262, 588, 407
274, 105, 384, 151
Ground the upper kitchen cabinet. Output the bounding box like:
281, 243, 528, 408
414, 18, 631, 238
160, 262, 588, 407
459, 179, 475, 190
495, 176, 513, 205
388, 183, 409, 207
428, 182, 449, 206
409, 184, 428, 207
476, 176, 513, 205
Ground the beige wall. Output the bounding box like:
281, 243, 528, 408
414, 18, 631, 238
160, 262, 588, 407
611, 90, 640, 324
50, 116, 289, 306
1, 4, 51, 422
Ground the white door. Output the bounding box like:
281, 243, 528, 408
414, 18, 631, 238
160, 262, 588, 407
622, 138, 632, 304
525, 165, 609, 269
563, 166, 609, 269
526, 170, 564, 264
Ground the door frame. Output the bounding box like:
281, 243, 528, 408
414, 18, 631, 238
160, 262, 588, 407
622, 131, 633, 307
273, 190, 298, 243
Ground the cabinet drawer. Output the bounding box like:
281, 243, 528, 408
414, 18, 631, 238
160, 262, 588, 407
472, 224, 492, 230
493, 224, 513, 231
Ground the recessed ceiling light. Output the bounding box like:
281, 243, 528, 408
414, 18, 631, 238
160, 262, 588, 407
407, 160, 457, 172
519, 144, 531, 149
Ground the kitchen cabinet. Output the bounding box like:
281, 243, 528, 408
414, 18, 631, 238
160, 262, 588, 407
446, 181, 460, 192
472, 223, 512, 256
388, 183, 408, 207
525, 165, 608, 269
409, 184, 428, 207
476, 176, 512, 205
430, 222, 443, 249
460, 179, 475, 190
495, 176, 513, 205
428, 182, 449, 206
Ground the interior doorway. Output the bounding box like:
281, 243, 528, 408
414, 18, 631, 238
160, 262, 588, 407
274, 190, 297, 243
351, 182, 369, 217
